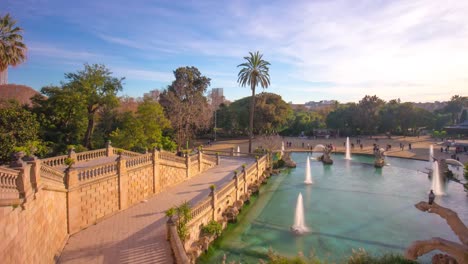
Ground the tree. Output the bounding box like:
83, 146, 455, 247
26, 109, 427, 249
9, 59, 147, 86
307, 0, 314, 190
0, 100, 44, 164
159, 66, 211, 151
357, 95, 385, 134
443, 95, 467, 125
65, 64, 124, 149
237, 51, 271, 153
31, 85, 88, 153
460, 109, 467, 123
0, 13, 26, 85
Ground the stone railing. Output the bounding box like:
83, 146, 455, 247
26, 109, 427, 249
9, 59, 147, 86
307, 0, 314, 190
76, 148, 107, 162
77, 162, 118, 182
40, 164, 65, 186
174, 153, 271, 261
112, 148, 141, 157
159, 151, 186, 163
126, 153, 152, 169
203, 154, 217, 164
0, 167, 21, 200
41, 155, 68, 167
167, 221, 190, 264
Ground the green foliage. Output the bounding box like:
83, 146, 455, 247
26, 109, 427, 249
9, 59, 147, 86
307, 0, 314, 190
209, 184, 216, 191
0, 13, 27, 72
64, 157, 75, 167
273, 159, 285, 169
166, 201, 193, 242
0, 101, 44, 164
347, 249, 416, 264
201, 220, 223, 236
159, 66, 211, 151
12, 140, 48, 157
460, 109, 467, 123
110, 98, 175, 152
217, 93, 291, 136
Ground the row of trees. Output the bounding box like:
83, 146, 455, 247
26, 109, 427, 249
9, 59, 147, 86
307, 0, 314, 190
0, 64, 217, 164
215, 94, 467, 137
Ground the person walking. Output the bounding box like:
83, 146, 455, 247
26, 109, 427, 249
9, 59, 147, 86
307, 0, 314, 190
428, 190, 435, 205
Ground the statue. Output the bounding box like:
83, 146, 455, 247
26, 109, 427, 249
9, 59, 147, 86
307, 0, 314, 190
374, 148, 385, 168
318, 145, 333, 165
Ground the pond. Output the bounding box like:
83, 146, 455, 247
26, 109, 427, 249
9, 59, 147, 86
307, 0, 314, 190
199, 152, 468, 263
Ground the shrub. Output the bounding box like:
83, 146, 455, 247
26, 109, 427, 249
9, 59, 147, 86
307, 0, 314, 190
201, 220, 222, 236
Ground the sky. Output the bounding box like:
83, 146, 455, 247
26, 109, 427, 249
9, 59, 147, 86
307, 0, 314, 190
2, 0, 468, 103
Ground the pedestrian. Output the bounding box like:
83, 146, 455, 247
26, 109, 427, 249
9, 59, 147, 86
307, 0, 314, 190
428, 190, 435, 205
409, 143, 412, 150
360, 144, 363, 150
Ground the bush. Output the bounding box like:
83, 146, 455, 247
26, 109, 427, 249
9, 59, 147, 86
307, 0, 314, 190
201, 220, 222, 236
273, 159, 285, 169
347, 249, 416, 264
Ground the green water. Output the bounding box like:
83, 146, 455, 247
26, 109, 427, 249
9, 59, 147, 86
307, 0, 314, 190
199, 153, 468, 263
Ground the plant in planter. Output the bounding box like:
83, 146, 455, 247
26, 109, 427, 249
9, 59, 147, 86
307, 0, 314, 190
201, 220, 222, 237
64, 157, 75, 168
166, 202, 193, 243
209, 184, 216, 192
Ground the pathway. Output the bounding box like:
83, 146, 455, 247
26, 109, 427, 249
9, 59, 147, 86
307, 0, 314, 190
58, 156, 254, 264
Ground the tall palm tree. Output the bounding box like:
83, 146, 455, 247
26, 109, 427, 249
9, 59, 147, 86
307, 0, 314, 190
237, 51, 271, 153
0, 13, 27, 85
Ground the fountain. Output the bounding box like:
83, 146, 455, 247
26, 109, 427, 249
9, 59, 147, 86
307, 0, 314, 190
237, 146, 240, 156
291, 193, 308, 234
431, 161, 445, 196
345, 137, 351, 160
429, 145, 434, 164
304, 157, 313, 184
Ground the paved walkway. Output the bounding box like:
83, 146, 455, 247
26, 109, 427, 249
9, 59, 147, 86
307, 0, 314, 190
58, 156, 254, 264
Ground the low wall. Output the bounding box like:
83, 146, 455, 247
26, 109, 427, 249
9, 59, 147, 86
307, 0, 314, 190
0, 161, 68, 264
0, 147, 217, 263
169, 153, 271, 263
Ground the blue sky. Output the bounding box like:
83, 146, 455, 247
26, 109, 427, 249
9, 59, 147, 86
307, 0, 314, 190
2, 0, 468, 103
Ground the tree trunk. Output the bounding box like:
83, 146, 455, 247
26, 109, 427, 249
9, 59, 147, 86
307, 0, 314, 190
0, 69, 7, 85
249, 85, 256, 153
83, 113, 95, 149
405, 201, 468, 263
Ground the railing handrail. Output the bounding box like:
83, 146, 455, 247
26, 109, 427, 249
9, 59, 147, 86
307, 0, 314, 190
126, 153, 152, 168
40, 164, 65, 184
41, 155, 68, 167
77, 161, 118, 182
0, 166, 21, 199
159, 151, 186, 163
76, 148, 107, 161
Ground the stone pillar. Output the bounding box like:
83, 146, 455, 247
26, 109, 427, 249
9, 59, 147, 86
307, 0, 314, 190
256, 157, 260, 181
243, 168, 248, 194
234, 171, 239, 201
198, 150, 202, 173
152, 148, 160, 194
210, 188, 217, 221
68, 147, 77, 161
186, 155, 191, 178
106, 140, 113, 157
66, 168, 81, 234
28, 159, 42, 192
117, 155, 128, 210
15, 164, 33, 204
230, 147, 234, 156
216, 153, 220, 165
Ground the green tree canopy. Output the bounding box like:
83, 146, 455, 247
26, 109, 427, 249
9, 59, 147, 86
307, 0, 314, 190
0, 100, 44, 164
160, 66, 211, 151
237, 51, 271, 153
0, 13, 26, 84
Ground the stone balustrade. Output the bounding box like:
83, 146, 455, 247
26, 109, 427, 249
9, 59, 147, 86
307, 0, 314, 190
174, 153, 272, 261
1, 145, 219, 264
41, 155, 68, 167
76, 149, 107, 162
0, 167, 21, 200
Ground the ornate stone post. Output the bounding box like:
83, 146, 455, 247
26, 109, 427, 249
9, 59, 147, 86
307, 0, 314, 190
186, 154, 191, 178
152, 147, 160, 194
234, 170, 239, 201
256, 156, 260, 181
66, 167, 81, 234
10, 152, 33, 205
243, 167, 248, 195
105, 140, 113, 157
117, 153, 128, 210
198, 148, 202, 172
230, 147, 234, 156
28, 158, 41, 193
68, 146, 77, 161
216, 152, 220, 165
210, 186, 217, 221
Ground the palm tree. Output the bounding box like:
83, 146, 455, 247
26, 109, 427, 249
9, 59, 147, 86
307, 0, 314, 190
0, 13, 27, 85
237, 51, 271, 153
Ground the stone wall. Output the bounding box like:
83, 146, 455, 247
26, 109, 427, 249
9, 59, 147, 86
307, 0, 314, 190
182, 154, 271, 255
0, 146, 217, 263
0, 161, 68, 264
